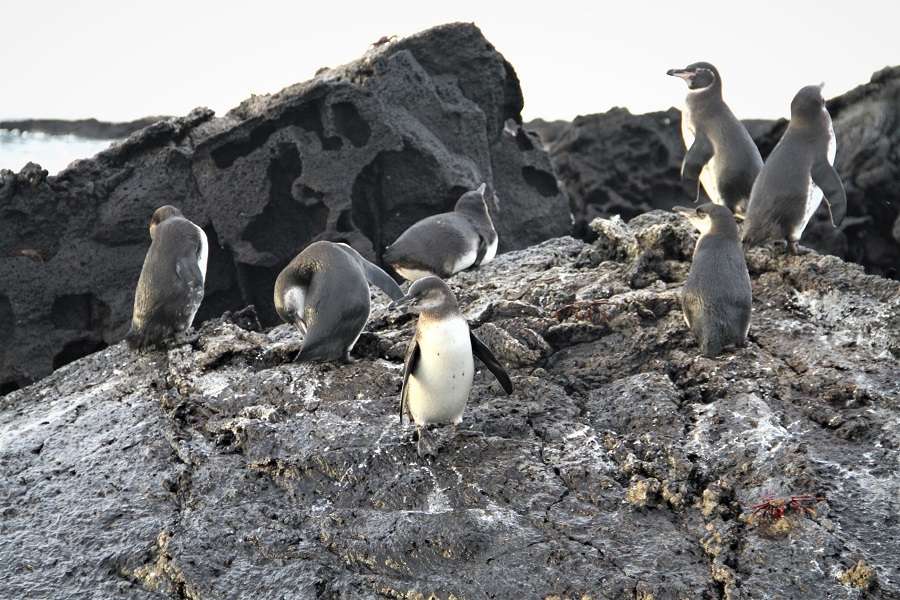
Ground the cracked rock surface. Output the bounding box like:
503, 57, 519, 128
0, 22, 569, 393
2, 212, 898, 599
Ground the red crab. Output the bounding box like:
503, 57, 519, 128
751, 494, 826, 521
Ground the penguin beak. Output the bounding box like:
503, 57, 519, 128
672, 206, 695, 217
667, 68, 695, 81
477, 183, 487, 196
388, 294, 414, 312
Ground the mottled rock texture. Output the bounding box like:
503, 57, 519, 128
0, 23, 570, 393
2, 212, 897, 599
534, 66, 900, 280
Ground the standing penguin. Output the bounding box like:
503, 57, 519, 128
383, 183, 499, 282
674, 203, 752, 358
274, 241, 403, 363
667, 62, 763, 218
126, 205, 208, 350
742, 84, 846, 254
390, 277, 513, 458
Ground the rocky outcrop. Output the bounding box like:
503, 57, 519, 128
0, 117, 169, 140
0, 23, 571, 393
2, 212, 898, 598
538, 108, 684, 239
533, 66, 900, 279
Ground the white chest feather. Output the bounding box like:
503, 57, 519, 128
681, 107, 721, 204
407, 317, 474, 425
284, 286, 306, 316
797, 122, 838, 237
195, 224, 209, 283
481, 234, 499, 265
451, 244, 479, 274
184, 224, 209, 329
394, 267, 436, 282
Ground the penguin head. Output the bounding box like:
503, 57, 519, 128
455, 183, 498, 216
667, 62, 720, 92
673, 203, 738, 238
149, 205, 185, 239
388, 276, 457, 316
790, 84, 827, 122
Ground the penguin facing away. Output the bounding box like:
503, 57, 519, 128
383, 183, 499, 282
667, 62, 763, 218
742, 84, 846, 254
274, 241, 403, 363
674, 203, 752, 358
389, 276, 513, 458
126, 205, 208, 350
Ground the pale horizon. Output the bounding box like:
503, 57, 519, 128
2, 0, 899, 125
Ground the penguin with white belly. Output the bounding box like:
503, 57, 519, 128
126, 205, 208, 351
274, 241, 404, 363
383, 183, 499, 282
390, 276, 512, 458
742, 84, 846, 254
667, 62, 763, 218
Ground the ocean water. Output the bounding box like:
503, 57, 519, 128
0, 130, 116, 175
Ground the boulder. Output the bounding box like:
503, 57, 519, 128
2, 213, 897, 598
533, 67, 900, 279
0, 22, 570, 393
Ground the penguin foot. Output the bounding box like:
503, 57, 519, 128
416, 427, 438, 460
787, 241, 810, 255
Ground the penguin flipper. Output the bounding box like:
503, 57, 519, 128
682, 134, 713, 201
680, 286, 702, 333
334, 243, 404, 301
175, 256, 204, 292
475, 235, 490, 267
400, 338, 420, 424
363, 260, 404, 301
470, 331, 513, 394
811, 160, 847, 227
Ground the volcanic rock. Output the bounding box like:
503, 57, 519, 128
2, 212, 897, 598
534, 67, 900, 279
0, 23, 570, 393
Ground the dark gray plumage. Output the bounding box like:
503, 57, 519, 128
675, 203, 752, 358
383, 183, 499, 282
126, 205, 208, 351
742, 84, 846, 254
667, 62, 763, 218
389, 276, 512, 458
274, 241, 403, 363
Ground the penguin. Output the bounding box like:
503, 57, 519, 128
383, 183, 499, 282
674, 203, 752, 358
742, 84, 846, 254
667, 62, 763, 218
274, 240, 404, 363
389, 276, 513, 458
126, 205, 208, 350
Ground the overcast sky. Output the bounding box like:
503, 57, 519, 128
2, 0, 898, 123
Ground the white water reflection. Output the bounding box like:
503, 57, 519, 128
0, 129, 115, 175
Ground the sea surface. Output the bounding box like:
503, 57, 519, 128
0, 129, 116, 175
